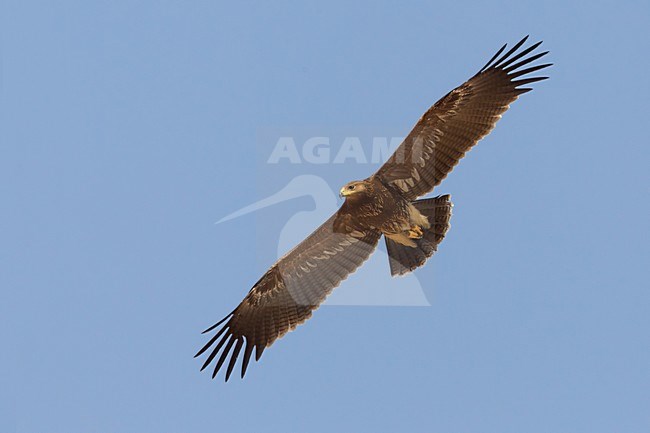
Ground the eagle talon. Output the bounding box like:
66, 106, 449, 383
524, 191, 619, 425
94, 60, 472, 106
408, 226, 424, 239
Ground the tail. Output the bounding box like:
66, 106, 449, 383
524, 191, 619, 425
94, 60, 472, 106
385, 195, 453, 276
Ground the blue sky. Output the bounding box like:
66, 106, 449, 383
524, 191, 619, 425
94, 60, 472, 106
2, 1, 649, 432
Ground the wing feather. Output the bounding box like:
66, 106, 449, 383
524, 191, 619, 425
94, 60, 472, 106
376, 36, 551, 199
195, 211, 381, 381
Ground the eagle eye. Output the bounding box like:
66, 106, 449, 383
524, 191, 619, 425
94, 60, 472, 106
348, 185, 355, 190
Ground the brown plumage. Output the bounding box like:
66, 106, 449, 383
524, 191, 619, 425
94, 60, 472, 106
196, 36, 551, 381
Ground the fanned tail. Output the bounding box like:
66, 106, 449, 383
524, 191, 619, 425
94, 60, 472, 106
385, 195, 453, 276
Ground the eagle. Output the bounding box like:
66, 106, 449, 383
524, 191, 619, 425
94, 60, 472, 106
196, 36, 551, 381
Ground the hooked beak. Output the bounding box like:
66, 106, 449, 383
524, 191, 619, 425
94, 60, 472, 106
339, 187, 350, 198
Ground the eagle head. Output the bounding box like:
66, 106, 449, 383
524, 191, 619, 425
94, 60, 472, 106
339, 180, 371, 198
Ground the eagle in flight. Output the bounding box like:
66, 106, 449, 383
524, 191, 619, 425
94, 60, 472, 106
196, 36, 551, 381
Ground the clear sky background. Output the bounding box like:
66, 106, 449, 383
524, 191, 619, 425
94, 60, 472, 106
2, 1, 649, 432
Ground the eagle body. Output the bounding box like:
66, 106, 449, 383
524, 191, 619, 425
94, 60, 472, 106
337, 176, 430, 248
196, 36, 551, 381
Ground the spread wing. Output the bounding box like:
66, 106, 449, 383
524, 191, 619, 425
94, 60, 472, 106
375, 36, 551, 200
195, 211, 381, 381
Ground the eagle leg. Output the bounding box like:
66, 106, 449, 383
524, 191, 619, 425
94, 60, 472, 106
408, 225, 424, 239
